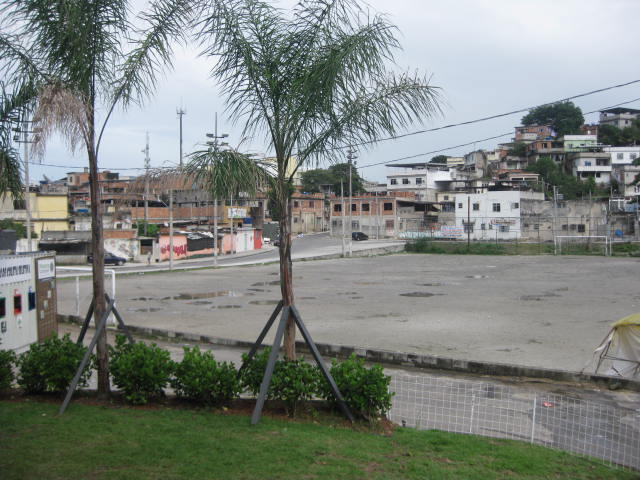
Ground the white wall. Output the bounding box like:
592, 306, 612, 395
455, 191, 522, 240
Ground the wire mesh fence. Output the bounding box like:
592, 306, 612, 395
389, 374, 640, 471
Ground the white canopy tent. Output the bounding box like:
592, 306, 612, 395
592, 314, 640, 380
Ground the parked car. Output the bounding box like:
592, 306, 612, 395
352, 232, 369, 241
272, 238, 281, 246
87, 252, 127, 266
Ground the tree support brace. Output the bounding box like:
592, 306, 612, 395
59, 294, 133, 415
248, 303, 354, 425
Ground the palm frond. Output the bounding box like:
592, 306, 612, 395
184, 148, 274, 200
31, 83, 90, 158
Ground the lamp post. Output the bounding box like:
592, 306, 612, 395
347, 148, 358, 257
12, 110, 40, 249
206, 113, 229, 265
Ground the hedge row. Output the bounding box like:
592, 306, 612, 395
0, 335, 393, 419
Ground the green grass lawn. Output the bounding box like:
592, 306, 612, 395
1, 399, 636, 480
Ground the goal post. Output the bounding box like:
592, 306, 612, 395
554, 235, 610, 256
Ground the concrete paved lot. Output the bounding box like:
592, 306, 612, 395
57, 253, 640, 372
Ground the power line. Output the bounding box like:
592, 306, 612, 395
343, 78, 640, 150
359, 97, 640, 170
27, 82, 640, 174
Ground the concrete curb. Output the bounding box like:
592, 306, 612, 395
58, 313, 640, 392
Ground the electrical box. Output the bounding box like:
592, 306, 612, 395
0, 253, 57, 352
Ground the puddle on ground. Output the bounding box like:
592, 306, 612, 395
213, 305, 242, 309
520, 292, 561, 301
400, 292, 443, 298
248, 288, 265, 292
128, 307, 162, 313
249, 300, 281, 306
163, 291, 243, 300
298, 296, 316, 300
251, 281, 280, 287
188, 301, 213, 305
527, 339, 542, 344
131, 297, 151, 301
466, 275, 489, 279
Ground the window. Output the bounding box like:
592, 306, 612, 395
384, 202, 393, 211
481, 223, 486, 230
333, 204, 342, 212
385, 220, 394, 229
0, 297, 5, 318
631, 153, 637, 160
570, 224, 576, 231
362, 203, 370, 212
415, 177, 423, 185
562, 224, 568, 231
13, 199, 26, 210
294, 217, 298, 223
492, 203, 500, 212
351, 221, 359, 229
595, 172, 601, 178
458, 203, 463, 209
617, 153, 624, 160
463, 224, 474, 233
443, 195, 449, 201
578, 224, 586, 233
499, 225, 509, 233
533, 224, 539, 231
402, 178, 410, 185
390, 178, 397, 185
351, 203, 356, 212
511, 202, 519, 210
309, 201, 314, 207
332, 220, 338, 227
293, 201, 299, 207
596, 158, 608, 166
472, 203, 479, 211
584, 161, 591, 166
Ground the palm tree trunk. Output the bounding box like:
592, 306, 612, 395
88, 111, 109, 397
278, 194, 296, 359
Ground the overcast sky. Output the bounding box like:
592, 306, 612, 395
29, 0, 640, 184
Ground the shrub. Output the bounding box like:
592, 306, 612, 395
240, 348, 321, 416
319, 354, 393, 421
109, 335, 172, 405
17, 333, 91, 394
171, 346, 240, 406
270, 358, 320, 416
0, 349, 16, 389
239, 348, 271, 396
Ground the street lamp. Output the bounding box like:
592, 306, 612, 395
346, 148, 358, 257
205, 113, 229, 264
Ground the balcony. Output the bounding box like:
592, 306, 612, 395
575, 165, 611, 172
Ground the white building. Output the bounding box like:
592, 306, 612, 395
604, 146, 640, 166
386, 163, 454, 201
455, 191, 525, 241
569, 152, 611, 185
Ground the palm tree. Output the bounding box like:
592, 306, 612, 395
0, 0, 196, 396
196, 0, 441, 358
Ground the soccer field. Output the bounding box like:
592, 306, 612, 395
57, 253, 640, 372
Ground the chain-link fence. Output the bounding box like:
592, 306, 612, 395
389, 374, 640, 471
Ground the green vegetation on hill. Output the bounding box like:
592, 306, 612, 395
0, 401, 633, 480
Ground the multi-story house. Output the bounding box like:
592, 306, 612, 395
599, 107, 640, 129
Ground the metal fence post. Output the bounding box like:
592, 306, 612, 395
530, 396, 537, 444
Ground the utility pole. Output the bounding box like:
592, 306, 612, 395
169, 189, 174, 270
347, 148, 358, 257
142, 132, 150, 236
467, 196, 471, 248
341, 182, 346, 257
206, 113, 229, 264
12, 109, 38, 249
177, 106, 186, 168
